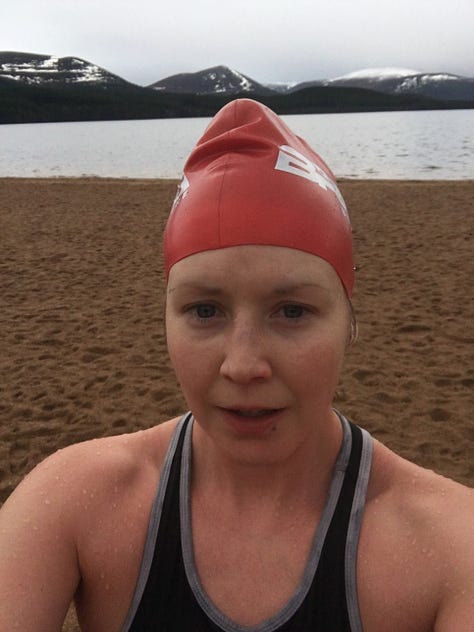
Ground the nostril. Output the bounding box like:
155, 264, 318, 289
220, 354, 272, 383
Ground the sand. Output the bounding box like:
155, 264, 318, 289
0, 177, 473, 630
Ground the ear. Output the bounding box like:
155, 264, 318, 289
347, 300, 358, 347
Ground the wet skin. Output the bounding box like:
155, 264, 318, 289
166, 245, 351, 470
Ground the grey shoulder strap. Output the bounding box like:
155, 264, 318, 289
345, 420, 373, 632
121, 414, 191, 632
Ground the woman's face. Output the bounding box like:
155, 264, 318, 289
166, 245, 350, 463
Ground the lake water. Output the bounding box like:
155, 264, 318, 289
1, 109, 473, 179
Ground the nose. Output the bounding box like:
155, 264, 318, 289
219, 321, 272, 384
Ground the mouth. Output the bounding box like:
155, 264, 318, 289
217, 407, 284, 434
229, 408, 281, 418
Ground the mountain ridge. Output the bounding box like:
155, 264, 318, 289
1, 52, 472, 124
149, 64, 275, 95
0, 51, 136, 88
152, 64, 474, 101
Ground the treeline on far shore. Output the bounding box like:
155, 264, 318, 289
1, 78, 473, 124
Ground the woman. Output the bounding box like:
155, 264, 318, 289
0, 99, 472, 631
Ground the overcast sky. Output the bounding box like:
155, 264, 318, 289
1, 0, 473, 86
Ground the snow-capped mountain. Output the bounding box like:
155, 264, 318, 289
1, 54, 472, 125
149, 65, 274, 95
2, 53, 471, 102
151, 66, 473, 101
322, 68, 474, 101
0, 51, 133, 87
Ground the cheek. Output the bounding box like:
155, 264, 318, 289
166, 321, 189, 383
167, 335, 190, 382
166, 326, 213, 399
290, 336, 346, 395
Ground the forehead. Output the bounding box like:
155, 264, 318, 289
166, 245, 345, 296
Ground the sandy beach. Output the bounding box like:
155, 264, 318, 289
0, 177, 473, 630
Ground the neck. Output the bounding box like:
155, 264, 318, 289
191, 411, 343, 514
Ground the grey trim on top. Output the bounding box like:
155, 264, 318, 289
180, 413, 366, 632
345, 426, 373, 632
121, 413, 191, 632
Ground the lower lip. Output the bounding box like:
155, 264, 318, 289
219, 408, 284, 436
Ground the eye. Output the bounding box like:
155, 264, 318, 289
281, 304, 306, 319
185, 302, 223, 323
194, 304, 217, 319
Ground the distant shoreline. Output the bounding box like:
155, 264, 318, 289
1, 79, 472, 125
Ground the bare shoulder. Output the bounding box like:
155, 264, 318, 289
363, 440, 473, 631
0, 417, 181, 631
370, 439, 473, 532
2, 416, 181, 512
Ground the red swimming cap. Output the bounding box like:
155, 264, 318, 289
164, 99, 354, 296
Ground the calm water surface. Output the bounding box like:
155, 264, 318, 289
1, 109, 472, 179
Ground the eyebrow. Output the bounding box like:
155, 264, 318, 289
167, 282, 329, 295
167, 283, 224, 295
271, 282, 330, 295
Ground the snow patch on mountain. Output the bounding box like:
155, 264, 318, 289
264, 81, 299, 93
330, 67, 421, 81
0, 52, 127, 86
207, 68, 252, 93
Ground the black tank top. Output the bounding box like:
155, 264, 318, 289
122, 412, 372, 631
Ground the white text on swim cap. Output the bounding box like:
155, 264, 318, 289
170, 174, 190, 214
275, 145, 349, 219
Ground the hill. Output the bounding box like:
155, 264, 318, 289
1, 53, 472, 124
